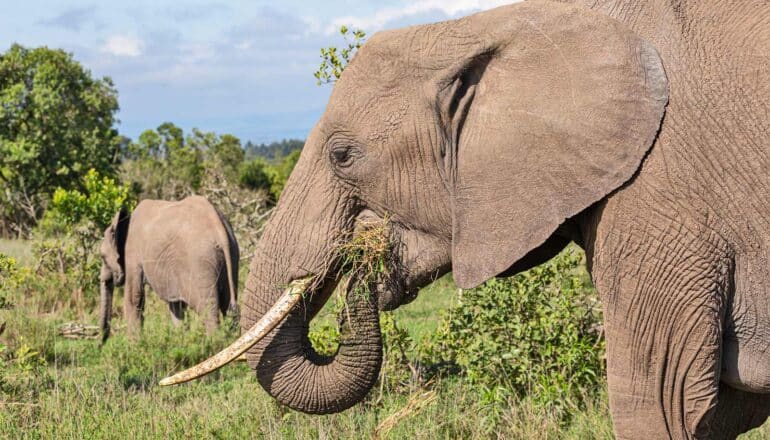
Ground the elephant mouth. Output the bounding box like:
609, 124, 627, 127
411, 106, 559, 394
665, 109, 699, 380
159, 276, 317, 386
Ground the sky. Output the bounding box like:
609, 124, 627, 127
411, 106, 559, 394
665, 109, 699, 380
1, 0, 516, 143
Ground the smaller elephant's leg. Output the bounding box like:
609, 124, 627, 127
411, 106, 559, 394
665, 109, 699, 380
123, 267, 145, 339
168, 301, 187, 327
203, 300, 221, 335
189, 288, 221, 335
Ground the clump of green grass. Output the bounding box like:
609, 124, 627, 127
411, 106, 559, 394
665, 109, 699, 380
334, 218, 392, 287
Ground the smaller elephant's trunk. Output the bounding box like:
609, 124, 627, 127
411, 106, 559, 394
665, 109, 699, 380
99, 263, 114, 343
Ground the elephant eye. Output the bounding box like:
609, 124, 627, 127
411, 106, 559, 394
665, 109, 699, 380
330, 146, 354, 168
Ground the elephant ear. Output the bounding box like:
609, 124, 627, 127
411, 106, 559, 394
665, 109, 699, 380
439, 2, 669, 288
108, 207, 130, 268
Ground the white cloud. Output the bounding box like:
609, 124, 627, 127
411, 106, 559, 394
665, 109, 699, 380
102, 35, 144, 57
327, 0, 519, 34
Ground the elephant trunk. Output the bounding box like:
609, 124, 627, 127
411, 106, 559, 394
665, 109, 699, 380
248, 273, 382, 414
160, 271, 384, 413
99, 262, 114, 343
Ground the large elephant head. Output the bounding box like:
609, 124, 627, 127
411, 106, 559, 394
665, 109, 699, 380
98, 207, 130, 342
162, 1, 668, 413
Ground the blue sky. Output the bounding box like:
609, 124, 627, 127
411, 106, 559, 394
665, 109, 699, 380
1, 0, 514, 143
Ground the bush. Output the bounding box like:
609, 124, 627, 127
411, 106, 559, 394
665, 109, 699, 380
0, 338, 50, 401
0, 253, 21, 309
314, 26, 366, 85
39, 169, 135, 235
238, 158, 273, 193
118, 123, 204, 201
238, 150, 301, 201
432, 246, 604, 415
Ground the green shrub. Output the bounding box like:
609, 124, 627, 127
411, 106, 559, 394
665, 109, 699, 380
38, 168, 135, 235
0, 337, 51, 401
267, 150, 301, 200
0, 253, 19, 309
238, 150, 301, 201
238, 158, 273, 193
118, 123, 205, 201
432, 246, 604, 415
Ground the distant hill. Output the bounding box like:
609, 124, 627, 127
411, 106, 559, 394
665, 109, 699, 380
244, 139, 304, 161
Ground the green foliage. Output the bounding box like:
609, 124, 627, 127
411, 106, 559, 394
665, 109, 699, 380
244, 139, 303, 161
0, 338, 50, 401
314, 26, 366, 85
203, 133, 244, 182
119, 122, 205, 200
378, 312, 423, 393
39, 169, 135, 234
238, 158, 273, 193
0, 253, 21, 309
267, 149, 301, 199
238, 149, 300, 201
0, 44, 121, 236
432, 247, 605, 415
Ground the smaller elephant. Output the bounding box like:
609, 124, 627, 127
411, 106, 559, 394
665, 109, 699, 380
99, 195, 239, 341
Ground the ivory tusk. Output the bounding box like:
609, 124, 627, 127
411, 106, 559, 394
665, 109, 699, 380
159, 276, 313, 386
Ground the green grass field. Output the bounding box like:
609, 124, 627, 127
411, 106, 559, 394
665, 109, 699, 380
1, 239, 769, 439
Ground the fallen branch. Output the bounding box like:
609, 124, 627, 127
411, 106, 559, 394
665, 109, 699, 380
0, 401, 40, 407
58, 322, 100, 339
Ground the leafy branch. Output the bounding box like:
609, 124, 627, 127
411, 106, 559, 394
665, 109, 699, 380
314, 26, 367, 85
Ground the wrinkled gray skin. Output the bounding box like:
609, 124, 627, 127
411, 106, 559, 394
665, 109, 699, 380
99, 195, 239, 341
240, 1, 770, 438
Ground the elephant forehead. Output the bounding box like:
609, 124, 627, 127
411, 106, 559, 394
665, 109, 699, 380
364, 102, 410, 146
325, 82, 413, 147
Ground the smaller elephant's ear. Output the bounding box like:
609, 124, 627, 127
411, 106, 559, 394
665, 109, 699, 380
108, 207, 130, 262
441, 3, 669, 288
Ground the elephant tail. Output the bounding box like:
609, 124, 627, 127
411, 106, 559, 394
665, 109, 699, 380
223, 239, 238, 318
216, 211, 239, 319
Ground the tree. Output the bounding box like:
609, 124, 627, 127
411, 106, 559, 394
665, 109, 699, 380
238, 150, 300, 202
243, 139, 304, 161
0, 44, 121, 236
238, 159, 273, 193
119, 123, 205, 200
196, 131, 244, 183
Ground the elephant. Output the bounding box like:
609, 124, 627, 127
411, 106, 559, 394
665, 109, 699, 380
99, 195, 239, 341
162, 1, 770, 438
